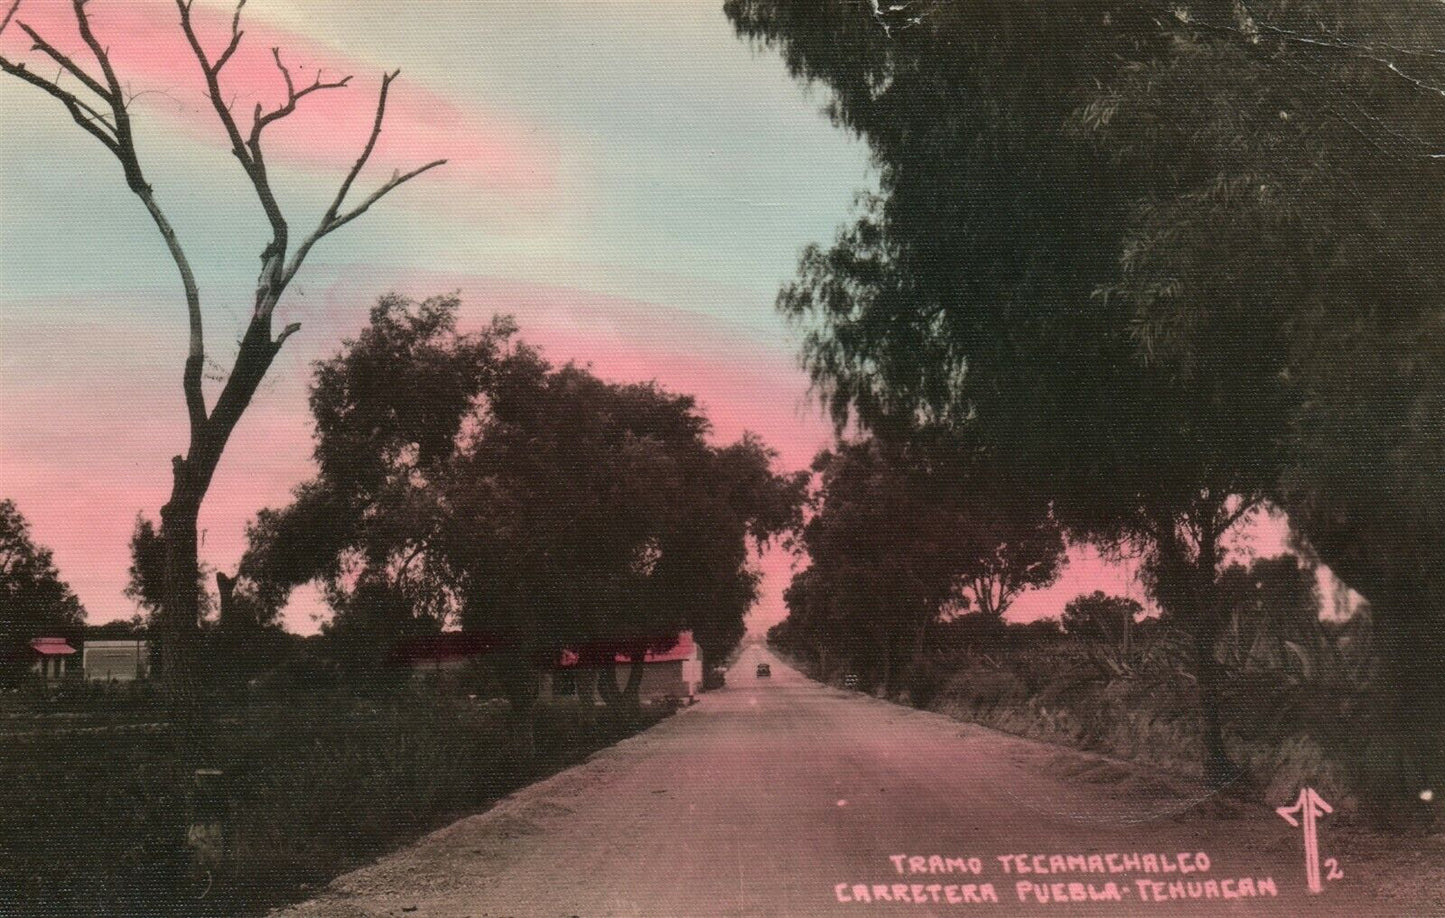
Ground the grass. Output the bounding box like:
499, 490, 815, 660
793, 638, 1373, 818
949, 657, 1348, 805
0, 684, 669, 917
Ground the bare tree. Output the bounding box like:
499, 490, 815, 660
0, 0, 445, 706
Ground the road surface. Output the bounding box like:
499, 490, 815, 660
275, 647, 1444, 917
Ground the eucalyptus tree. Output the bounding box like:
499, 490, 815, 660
730, 0, 1445, 799
728, 0, 1287, 782
443, 363, 806, 715
793, 435, 1063, 695
238, 294, 518, 674
0, 0, 445, 701
1081, 1, 1445, 809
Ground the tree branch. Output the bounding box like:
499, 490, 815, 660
176, 0, 293, 299
282, 70, 446, 288
70, 0, 124, 110
15, 20, 109, 100
8, 0, 442, 447
0, 0, 19, 38
248, 48, 351, 150
323, 70, 398, 226
1219, 495, 1263, 534
52, 0, 207, 427
309, 158, 447, 245
213, 0, 246, 74
1153, 1, 1445, 102
0, 4, 123, 150
176, 0, 251, 169
0, 54, 118, 152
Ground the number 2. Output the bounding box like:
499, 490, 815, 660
1324, 858, 1343, 881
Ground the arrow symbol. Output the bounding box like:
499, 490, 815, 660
1277, 787, 1333, 893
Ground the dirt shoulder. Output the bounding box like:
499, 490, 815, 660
273, 649, 1445, 917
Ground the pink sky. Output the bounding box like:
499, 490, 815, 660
0, 0, 557, 197
0, 1, 1312, 639
3, 268, 1294, 634
0, 271, 839, 631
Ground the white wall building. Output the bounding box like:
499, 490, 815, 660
83, 640, 148, 682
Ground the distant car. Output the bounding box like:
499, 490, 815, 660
756, 662, 771, 678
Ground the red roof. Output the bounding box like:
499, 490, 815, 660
30, 638, 77, 656
389, 632, 503, 666
557, 631, 696, 668
631, 631, 695, 664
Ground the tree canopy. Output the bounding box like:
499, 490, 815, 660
443, 360, 807, 688
236, 294, 518, 671
0, 500, 85, 681
1061, 591, 1145, 645
785, 434, 1063, 693
240, 296, 805, 693
728, 0, 1445, 798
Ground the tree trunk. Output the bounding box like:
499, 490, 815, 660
1194, 602, 1230, 787
157, 315, 289, 711
1365, 591, 1442, 825
500, 654, 540, 768
1122, 606, 1132, 658
880, 639, 893, 698
596, 660, 623, 707
217, 571, 248, 631
508, 700, 537, 766
621, 653, 646, 706
1191, 528, 1232, 789
576, 667, 598, 707
1153, 515, 1233, 788
912, 614, 929, 664
159, 488, 203, 734
595, 649, 645, 714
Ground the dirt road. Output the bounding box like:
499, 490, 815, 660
274, 647, 1443, 917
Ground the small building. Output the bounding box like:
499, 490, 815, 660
545, 631, 702, 704
29, 637, 77, 680
83, 640, 148, 682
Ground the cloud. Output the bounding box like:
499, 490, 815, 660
1, 273, 831, 628
308, 268, 835, 469
1, 0, 557, 197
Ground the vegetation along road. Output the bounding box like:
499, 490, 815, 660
276, 648, 1444, 917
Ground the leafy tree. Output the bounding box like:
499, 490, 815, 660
1280, 333, 1445, 811
124, 514, 166, 621
1069, 3, 1445, 808
0, 1, 444, 705
85, 615, 147, 640
788, 435, 1063, 694
126, 514, 215, 625
725, 0, 1445, 791
239, 295, 518, 676
1217, 556, 1319, 642
443, 362, 805, 717
778, 562, 906, 690
1061, 591, 1145, 654
129, 521, 295, 690
244, 302, 804, 716
0, 500, 86, 682
664, 435, 805, 672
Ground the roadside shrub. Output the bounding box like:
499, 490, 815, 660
903, 657, 950, 709
940, 665, 1028, 711
0, 689, 671, 916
